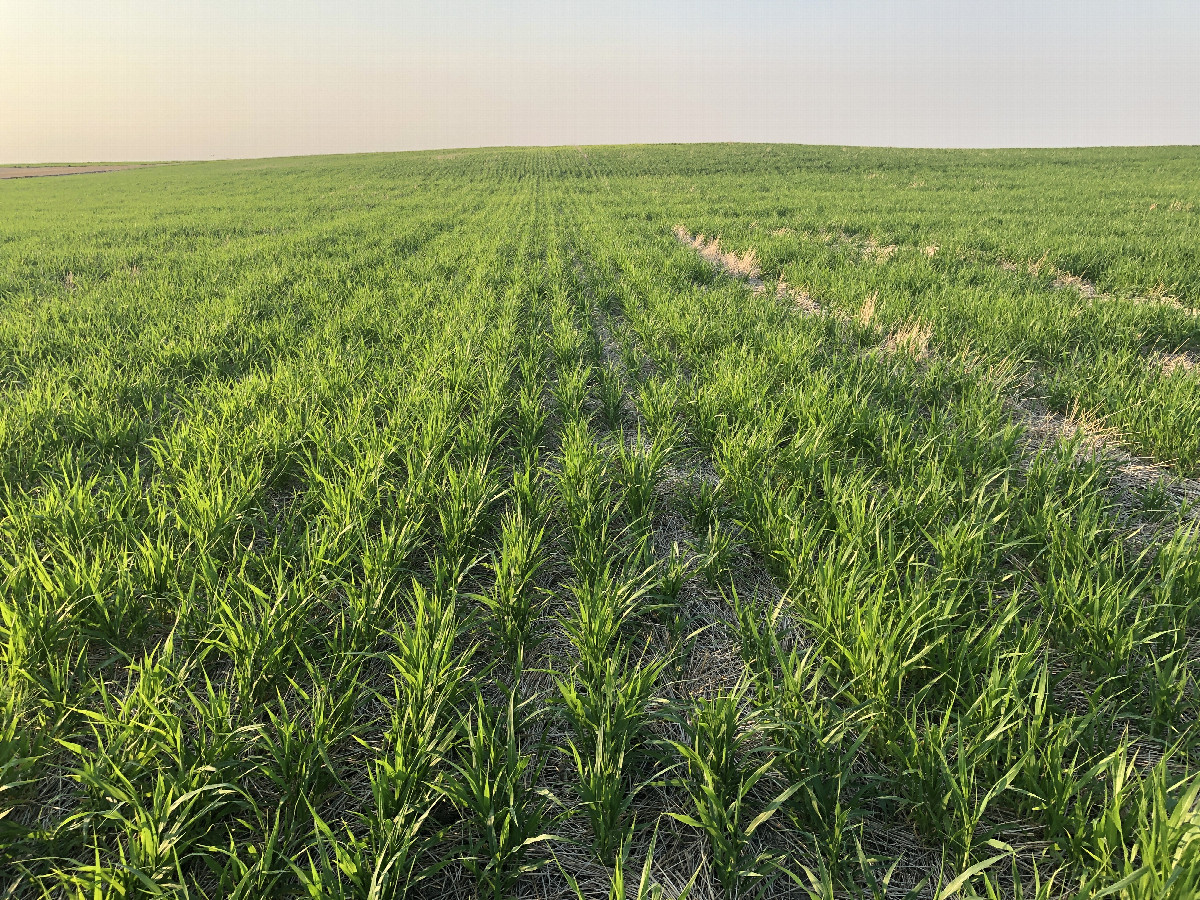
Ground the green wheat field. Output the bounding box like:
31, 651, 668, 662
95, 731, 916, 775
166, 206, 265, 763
1, 145, 1199, 898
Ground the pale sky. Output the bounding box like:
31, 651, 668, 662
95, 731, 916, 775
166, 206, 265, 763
2, 0, 1198, 162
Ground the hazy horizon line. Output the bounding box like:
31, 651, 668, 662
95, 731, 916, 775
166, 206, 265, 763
7, 139, 1200, 168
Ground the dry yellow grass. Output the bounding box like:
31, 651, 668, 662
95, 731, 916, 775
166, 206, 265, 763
880, 319, 933, 358
857, 292, 877, 326
861, 238, 898, 263
674, 226, 760, 279
676, 225, 830, 318
1052, 271, 1099, 299
1159, 351, 1199, 376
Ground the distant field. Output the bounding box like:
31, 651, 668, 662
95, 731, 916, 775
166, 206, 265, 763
1, 145, 1198, 898
0, 165, 157, 179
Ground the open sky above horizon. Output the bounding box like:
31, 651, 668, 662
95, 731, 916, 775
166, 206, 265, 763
2, 0, 1198, 162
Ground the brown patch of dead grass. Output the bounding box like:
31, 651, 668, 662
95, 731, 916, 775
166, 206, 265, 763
857, 292, 877, 327
861, 238, 898, 263
1158, 351, 1199, 377
775, 276, 823, 316
879, 319, 933, 359
1051, 271, 1099, 299
1132, 294, 1200, 317
674, 225, 761, 280
676, 226, 832, 321
1048, 267, 1198, 317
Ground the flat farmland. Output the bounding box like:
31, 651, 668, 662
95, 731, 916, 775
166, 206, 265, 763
1, 145, 1198, 898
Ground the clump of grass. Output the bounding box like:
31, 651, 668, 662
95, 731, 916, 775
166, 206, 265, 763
668, 680, 802, 895
477, 507, 547, 677
557, 650, 668, 863
436, 691, 557, 899
599, 363, 626, 429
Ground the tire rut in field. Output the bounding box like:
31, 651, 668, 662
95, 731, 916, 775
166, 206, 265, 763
675, 226, 1200, 553
679, 224, 1198, 497
675, 226, 826, 317
1012, 396, 1200, 547
1045, 267, 1199, 317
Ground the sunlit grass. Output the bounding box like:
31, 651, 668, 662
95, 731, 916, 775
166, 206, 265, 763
0, 145, 1197, 897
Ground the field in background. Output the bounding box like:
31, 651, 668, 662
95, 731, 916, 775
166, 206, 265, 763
1, 145, 1198, 898
0, 166, 162, 180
